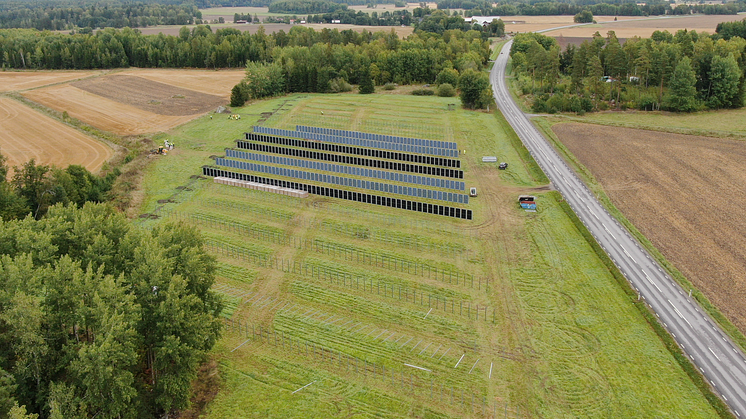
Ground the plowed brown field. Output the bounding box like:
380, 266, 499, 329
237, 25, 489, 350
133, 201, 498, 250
0, 97, 111, 174
552, 122, 746, 334
23, 84, 204, 135
116, 68, 244, 97
0, 70, 103, 92
71, 75, 226, 116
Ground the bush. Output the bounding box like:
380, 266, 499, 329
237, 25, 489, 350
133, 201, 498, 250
436, 83, 456, 97
230, 81, 249, 107
435, 68, 459, 86
383, 82, 396, 90
412, 88, 435, 96
330, 78, 352, 93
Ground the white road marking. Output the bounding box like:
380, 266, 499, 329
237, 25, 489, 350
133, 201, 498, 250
709, 347, 721, 361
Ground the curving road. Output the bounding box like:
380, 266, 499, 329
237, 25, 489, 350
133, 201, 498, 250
491, 40, 746, 417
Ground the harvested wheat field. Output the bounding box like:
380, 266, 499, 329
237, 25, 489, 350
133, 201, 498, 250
23, 84, 207, 135
552, 122, 746, 334
0, 70, 104, 92
71, 75, 226, 116
501, 14, 632, 33
0, 97, 111, 174
116, 68, 244, 97
544, 14, 742, 38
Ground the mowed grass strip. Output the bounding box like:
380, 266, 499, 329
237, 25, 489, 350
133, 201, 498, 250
138, 93, 719, 417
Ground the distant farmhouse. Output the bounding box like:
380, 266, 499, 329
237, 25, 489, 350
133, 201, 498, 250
468, 16, 501, 26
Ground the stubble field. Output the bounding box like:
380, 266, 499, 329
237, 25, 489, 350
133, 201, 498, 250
135, 94, 716, 418
553, 122, 746, 337
544, 14, 744, 38
0, 97, 112, 173
21, 69, 243, 135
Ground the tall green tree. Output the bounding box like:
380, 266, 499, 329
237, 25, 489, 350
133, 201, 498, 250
358, 66, 375, 94
458, 68, 491, 109
663, 56, 699, 112
706, 53, 742, 109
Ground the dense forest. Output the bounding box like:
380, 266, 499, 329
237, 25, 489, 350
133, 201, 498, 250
268, 0, 346, 14
0, 151, 223, 418
509, 26, 746, 113
0, 154, 118, 221
0, 3, 201, 30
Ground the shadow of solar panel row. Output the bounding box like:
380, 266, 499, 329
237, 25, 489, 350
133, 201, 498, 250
215, 158, 469, 204
295, 125, 458, 150
233, 142, 464, 179
253, 126, 459, 157
242, 134, 460, 168
225, 149, 465, 191
203, 166, 472, 220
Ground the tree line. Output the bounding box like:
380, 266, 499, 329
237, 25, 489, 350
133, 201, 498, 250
0, 2, 201, 31
231, 27, 492, 109
510, 28, 746, 113
0, 152, 118, 221
0, 202, 222, 418
268, 0, 346, 14
307, 9, 413, 26
454, 0, 744, 17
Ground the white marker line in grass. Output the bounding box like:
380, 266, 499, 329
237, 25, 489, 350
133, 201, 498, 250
431, 344, 442, 357
394, 335, 405, 344
418, 342, 433, 355
373, 330, 387, 340
404, 363, 431, 372
424, 308, 433, 319
339, 320, 353, 328
454, 354, 465, 368
400, 336, 414, 349
385, 332, 396, 342
411, 339, 423, 352
292, 381, 316, 394
364, 328, 377, 338
469, 359, 480, 374
439, 347, 451, 360
231, 338, 252, 353
489, 362, 493, 379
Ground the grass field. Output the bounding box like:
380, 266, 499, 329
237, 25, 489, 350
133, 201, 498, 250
549, 108, 746, 139
136, 93, 717, 417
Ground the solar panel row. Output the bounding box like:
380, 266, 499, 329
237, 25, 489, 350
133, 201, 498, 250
204, 166, 472, 220
215, 158, 469, 204
243, 134, 461, 168
253, 126, 459, 158
225, 149, 465, 191
234, 141, 464, 179
296, 125, 458, 150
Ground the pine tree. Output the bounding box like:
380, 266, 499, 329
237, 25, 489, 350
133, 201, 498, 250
358, 66, 374, 94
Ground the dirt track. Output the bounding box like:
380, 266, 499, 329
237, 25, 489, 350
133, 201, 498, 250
552, 122, 746, 334
72, 75, 226, 116
0, 97, 111, 174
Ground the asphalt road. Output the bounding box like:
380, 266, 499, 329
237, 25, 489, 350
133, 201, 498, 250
491, 40, 746, 417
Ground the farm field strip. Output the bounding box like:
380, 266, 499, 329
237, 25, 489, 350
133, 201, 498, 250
0, 70, 105, 92
0, 96, 112, 174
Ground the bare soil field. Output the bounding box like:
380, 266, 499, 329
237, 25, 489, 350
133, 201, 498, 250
115, 68, 244, 97
0, 70, 103, 92
544, 14, 743, 38
0, 97, 111, 174
71, 75, 225, 116
23, 84, 205, 136
552, 122, 746, 334
501, 14, 630, 33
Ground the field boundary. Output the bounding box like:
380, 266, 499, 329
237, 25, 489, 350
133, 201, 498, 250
545, 113, 746, 140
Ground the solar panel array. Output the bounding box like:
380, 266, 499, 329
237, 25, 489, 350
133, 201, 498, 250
203, 166, 473, 220
253, 126, 459, 157
234, 141, 464, 178
242, 134, 461, 168
296, 125, 458, 150
215, 157, 469, 204
225, 149, 465, 191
